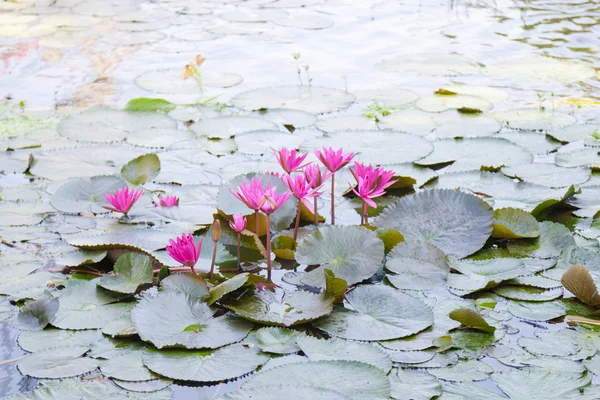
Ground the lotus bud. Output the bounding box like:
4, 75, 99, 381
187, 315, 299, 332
195, 54, 206, 66
46, 280, 55, 288
212, 220, 221, 242
181, 65, 193, 80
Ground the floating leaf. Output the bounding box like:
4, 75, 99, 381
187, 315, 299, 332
493, 286, 563, 301
242, 360, 391, 400
374, 189, 493, 259
101, 351, 157, 381
385, 241, 449, 290
492, 208, 540, 239
297, 335, 392, 373
124, 98, 176, 113
51, 175, 127, 214
97, 253, 153, 294
449, 308, 495, 333
295, 225, 384, 287
492, 367, 591, 399
18, 346, 99, 379
161, 274, 210, 300
507, 300, 566, 321
52, 280, 134, 330
208, 273, 249, 305
389, 369, 442, 400
18, 329, 103, 353
255, 327, 303, 354
221, 289, 333, 327
13, 297, 59, 331
142, 344, 268, 382
502, 163, 590, 188
102, 314, 137, 337
218, 386, 349, 400
313, 285, 433, 341
428, 359, 494, 382
121, 153, 161, 186
131, 292, 253, 349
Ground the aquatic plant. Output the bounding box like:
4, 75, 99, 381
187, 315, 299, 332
165, 233, 203, 275
283, 172, 322, 241
303, 164, 331, 224
229, 177, 271, 235
153, 195, 179, 207
349, 162, 398, 225
181, 54, 206, 96
229, 214, 247, 267
314, 147, 355, 225
273, 147, 310, 175
102, 186, 143, 216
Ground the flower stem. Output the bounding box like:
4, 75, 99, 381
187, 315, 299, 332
293, 198, 301, 241
314, 196, 318, 225
254, 210, 259, 236
331, 173, 335, 225
191, 265, 197, 275
237, 232, 241, 268
362, 200, 368, 226
209, 241, 217, 279
266, 214, 272, 282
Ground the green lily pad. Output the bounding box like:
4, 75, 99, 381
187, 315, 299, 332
507, 300, 566, 321
449, 308, 496, 333
416, 94, 492, 113
389, 369, 442, 400
313, 285, 433, 341
230, 86, 356, 114
131, 292, 253, 349
51, 175, 127, 214
295, 225, 384, 287
58, 108, 176, 143
208, 273, 250, 305
101, 351, 157, 381
235, 130, 304, 155
373, 189, 493, 259
493, 286, 563, 301
428, 359, 494, 382
556, 149, 600, 169
121, 153, 161, 186
548, 124, 600, 143
221, 289, 333, 327
296, 335, 392, 373
416, 137, 533, 172
161, 274, 210, 300
52, 280, 135, 330
124, 98, 176, 113
102, 314, 138, 337
385, 241, 449, 290
97, 253, 153, 294
502, 163, 590, 188
242, 360, 391, 400
255, 327, 303, 354
492, 208, 540, 239
492, 367, 591, 399
18, 329, 103, 353
13, 297, 59, 331
301, 131, 433, 165
142, 344, 269, 382
18, 346, 99, 379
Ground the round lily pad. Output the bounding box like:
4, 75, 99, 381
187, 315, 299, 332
255, 327, 303, 354
389, 369, 442, 400
58, 108, 176, 143
256, 108, 317, 128
438, 84, 509, 103
548, 124, 600, 143
221, 289, 333, 327
485, 55, 596, 84
18, 346, 99, 379
428, 359, 493, 382
352, 88, 419, 106
18, 329, 103, 353
235, 130, 304, 154
507, 300, 566, 321
493, 286, 563, 301
555, 149, 600, 169
242, 360, 391, 399
142, 344, 269, 382
378, 110, 437, 136
495, 130, 561, 154
492, 109, 576, 131
502, 163, 590, 188
434, 115, 502, 139
273, 15, 334, 29
416, 94, 492, 113
316, 116, 377, 132
373, 189, 493, 259
492, 207, 540, 239
135, 69, 243, 94
190, 116, 278, 139
376, 53, 480, 76
131, 292, 253, 349
416, 137, 533, 172
385, 241, 449, 291
126, 128, 194, 148
295, 225, 385, 287
51, 175, 126, 214
301, 131, 433, 164
313, 285, 433, 341
231, 86, 356, 114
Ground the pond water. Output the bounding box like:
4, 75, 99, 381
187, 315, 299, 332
1, 0, 600, 398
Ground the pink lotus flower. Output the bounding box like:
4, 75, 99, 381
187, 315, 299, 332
350, 162, 397, 209
166, 233, 203, 274
314, 147, 355, 173
259, 190, 292, 215
229, 214, 247, 233
304, 164, 331, 189
154, 195, 179, 207
102, 186, 143, 215
284, 173, 321, 214
273, 148, 309, 174
229, 177, 268, 212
